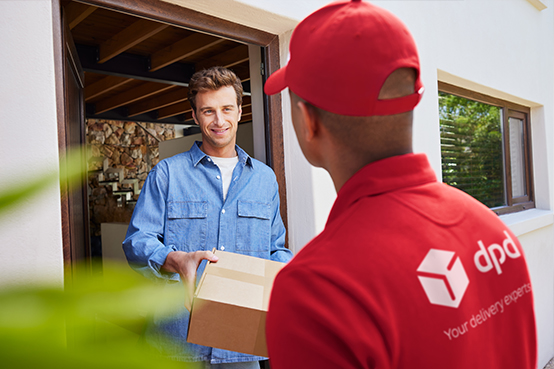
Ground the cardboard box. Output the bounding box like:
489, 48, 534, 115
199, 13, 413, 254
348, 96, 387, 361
187, 250, 285, 357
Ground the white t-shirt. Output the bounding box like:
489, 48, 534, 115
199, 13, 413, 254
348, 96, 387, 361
209, 155, 239, 200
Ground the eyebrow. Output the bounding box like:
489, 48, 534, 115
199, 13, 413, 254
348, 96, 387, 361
200, 104, 236, 111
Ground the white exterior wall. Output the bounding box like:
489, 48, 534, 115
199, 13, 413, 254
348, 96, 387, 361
382, 2, 554, 366
380, 2, 553, 366
0, 0, 551, 365
169, 0, 554, 366
0, 1, 64, 288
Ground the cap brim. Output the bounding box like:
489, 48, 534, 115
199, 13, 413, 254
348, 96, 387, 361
264, 66, 288, 95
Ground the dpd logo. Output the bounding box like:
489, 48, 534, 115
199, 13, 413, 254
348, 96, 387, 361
417, 249, 470, 308
474, 231, 521, 275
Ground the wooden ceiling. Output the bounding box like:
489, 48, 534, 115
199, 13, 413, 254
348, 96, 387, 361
63, 0, 253, 127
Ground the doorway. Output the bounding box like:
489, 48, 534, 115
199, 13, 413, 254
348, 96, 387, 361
54, 0, 286, 270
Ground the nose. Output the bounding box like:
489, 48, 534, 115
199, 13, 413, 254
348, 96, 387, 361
213, 110, 225, 126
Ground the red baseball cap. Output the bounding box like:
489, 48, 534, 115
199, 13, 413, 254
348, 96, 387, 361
264, 0, 424, 116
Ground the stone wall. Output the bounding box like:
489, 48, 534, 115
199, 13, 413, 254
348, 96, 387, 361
86, 119, 175, 242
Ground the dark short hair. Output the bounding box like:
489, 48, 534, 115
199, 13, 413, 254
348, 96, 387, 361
188, 66, 243, 113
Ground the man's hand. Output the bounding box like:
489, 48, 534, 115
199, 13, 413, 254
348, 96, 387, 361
162, 250, 219, 311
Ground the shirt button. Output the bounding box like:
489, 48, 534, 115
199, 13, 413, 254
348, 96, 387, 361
221, 246, 225, 251
221, 209, 226, 214
216, 175, 220, 180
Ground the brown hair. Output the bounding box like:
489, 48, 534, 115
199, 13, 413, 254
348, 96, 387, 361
188, 66, 243, 113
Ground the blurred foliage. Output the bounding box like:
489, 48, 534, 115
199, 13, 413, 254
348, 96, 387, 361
0, 148, 193, 368
439, 92, 505, 208
0, 148, 84, 217
0, 262, 191, 369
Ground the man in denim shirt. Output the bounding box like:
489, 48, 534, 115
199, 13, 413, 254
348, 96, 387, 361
123, 67, 292, 368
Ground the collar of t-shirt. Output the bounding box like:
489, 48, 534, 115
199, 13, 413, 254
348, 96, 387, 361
209, 155, 239, 200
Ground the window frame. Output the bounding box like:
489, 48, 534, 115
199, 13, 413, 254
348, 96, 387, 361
438, 82, 534, 215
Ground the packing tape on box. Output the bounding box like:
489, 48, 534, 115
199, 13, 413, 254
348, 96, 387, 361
207, 265, 266, 287
212, 264, 273, 308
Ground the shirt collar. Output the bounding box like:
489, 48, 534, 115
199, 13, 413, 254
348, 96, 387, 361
327, 153, 437, 225
190, 141, 254, 168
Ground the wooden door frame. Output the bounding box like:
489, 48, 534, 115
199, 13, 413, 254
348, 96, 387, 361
53, 0, 93, 275
51, 0, 288, 264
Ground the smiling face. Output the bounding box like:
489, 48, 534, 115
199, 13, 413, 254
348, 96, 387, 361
192, 85, 242, 157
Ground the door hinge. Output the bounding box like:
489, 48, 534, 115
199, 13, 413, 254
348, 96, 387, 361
260, 62, 265, 76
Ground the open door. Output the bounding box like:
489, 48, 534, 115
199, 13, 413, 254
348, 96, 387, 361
57, 5, 91, 282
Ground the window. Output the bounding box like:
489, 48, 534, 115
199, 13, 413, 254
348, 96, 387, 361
438, 82, 534, 215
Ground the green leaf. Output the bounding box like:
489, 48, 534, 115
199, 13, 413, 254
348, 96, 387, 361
0, 262, 195, 369
0, 148, 198, 368
0, 147, 86, 218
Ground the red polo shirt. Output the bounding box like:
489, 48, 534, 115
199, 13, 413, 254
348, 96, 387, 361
267, 153, 536, 369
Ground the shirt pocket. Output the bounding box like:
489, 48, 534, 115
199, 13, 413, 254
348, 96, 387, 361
236, 200, 271, 257
167, 201, 208, 252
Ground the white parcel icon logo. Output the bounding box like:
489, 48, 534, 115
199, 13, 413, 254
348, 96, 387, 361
417, 249, 469, 308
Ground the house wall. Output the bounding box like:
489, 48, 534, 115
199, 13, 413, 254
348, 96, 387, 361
166, 0, 554, 366
0, 1, 64, 288
0, 0, 551, 365
383, 2, 554, 365
377, 3, 554, 367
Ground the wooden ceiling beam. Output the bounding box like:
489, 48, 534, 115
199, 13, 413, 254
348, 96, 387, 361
242, 105, 252, 115
231, 65, 250, 83
196, 45, 249, 71
128, 88, 189, 117
65, 2, 97, 30
150, 33, 225, 72
84, 75, 132, 101
94, 82, 176, 114
77, 44, 194, 86
157, 101, 192, 120
98, 19, 169, 63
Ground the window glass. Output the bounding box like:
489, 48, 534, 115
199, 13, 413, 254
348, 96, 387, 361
438, 83, 533, 214
439, 92, 505, 208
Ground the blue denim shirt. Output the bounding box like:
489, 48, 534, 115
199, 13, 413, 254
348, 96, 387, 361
123, 142, 292, 364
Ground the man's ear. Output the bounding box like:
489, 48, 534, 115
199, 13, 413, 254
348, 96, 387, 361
297, 100, 319, 142
192, 109, 199, 125
238, 105, 242, 122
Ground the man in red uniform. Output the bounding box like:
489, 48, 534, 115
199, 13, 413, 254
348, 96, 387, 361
263, 1, 537, 368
